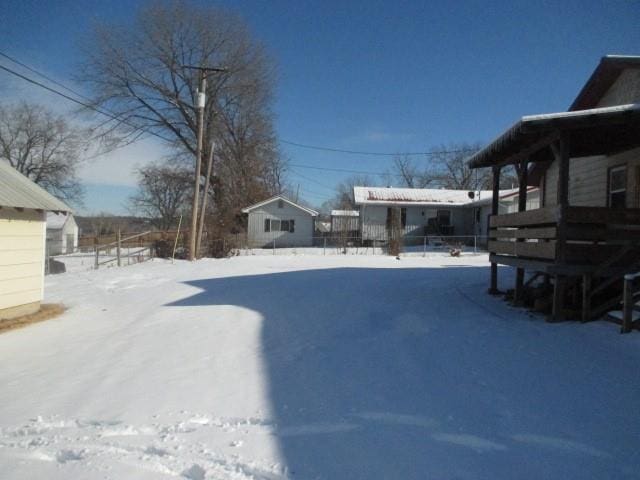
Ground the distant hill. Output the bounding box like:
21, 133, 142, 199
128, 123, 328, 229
76, 215, 155, 236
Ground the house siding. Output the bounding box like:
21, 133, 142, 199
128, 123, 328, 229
596, 68, 640, 108
0, 209, 45, 319
247, 200, 315, 247
46, 215, 79, 255
543, 148, 640, 207
360, 205, 473, 240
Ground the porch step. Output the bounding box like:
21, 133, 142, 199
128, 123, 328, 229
607, 310, 640, 322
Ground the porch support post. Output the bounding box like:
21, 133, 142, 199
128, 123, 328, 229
581, 273, 591, 322
514, 159, 528, 305
489, 166, 501, 295
550, 132, 569, 321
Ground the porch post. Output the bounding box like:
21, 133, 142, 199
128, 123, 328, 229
514, 159, 528, 304
489, 166, 501, 294
551, 132, 569, 321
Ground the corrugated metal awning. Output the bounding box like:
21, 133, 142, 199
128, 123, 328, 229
0, 160, 71, 212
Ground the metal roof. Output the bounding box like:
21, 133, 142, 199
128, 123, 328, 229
353, 186, 492, 207
0, 160, 71, 212
241, 195, 318, 216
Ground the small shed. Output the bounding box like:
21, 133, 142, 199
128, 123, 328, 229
242, 195, 318, 247
46, 212, 79, 255
0, 160, 71, 320
330, 210, 360, 235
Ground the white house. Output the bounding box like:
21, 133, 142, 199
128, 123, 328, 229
46, 212, 79, 255
353, 186, 493, 242
0, 160, 71, 320
242, 195, 318, 247
353, 186, 536, 244
467, 187, 540, 237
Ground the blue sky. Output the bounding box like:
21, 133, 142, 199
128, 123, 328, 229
1, 0, 639, 213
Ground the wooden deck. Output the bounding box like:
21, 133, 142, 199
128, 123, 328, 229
489, 206, 640, 322
489, 206, 640, 268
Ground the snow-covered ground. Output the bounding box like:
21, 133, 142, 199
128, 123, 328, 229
1, 253, 639, 479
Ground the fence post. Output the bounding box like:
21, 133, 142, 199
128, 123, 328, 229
423, 236, 426, 257
273, 238, 276, 255
324, 237, 326, 256
94, 246, 99, 270
474, 235, 477, 254
116, 229, 122, 267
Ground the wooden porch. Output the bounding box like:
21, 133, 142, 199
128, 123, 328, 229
488, 205, 640, 323
466, 103, 640, 328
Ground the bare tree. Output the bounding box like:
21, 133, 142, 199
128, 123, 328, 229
330, 174, 376, 210
78, 0, 284, 240
0, 102, 86, 204
129, 160, 192, 230
386, 154, 435, 188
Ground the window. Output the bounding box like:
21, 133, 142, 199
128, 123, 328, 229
437, 210, 451, 226
608, 165, 627, 209
264, 218, 295, 233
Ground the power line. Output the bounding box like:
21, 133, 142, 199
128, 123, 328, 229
0, 51, 95, 104
0, 58, 175, 144
290, 162, 403, 178
288, 168, 336, 191
281, 139, 476, 157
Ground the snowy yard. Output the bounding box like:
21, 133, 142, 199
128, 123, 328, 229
1, 253, 639, 479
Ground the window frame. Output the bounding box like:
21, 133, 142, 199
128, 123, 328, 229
607, 164, 627, 209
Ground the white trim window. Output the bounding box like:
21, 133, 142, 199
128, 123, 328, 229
608, 165, 627, 209
264, 219, 295, 233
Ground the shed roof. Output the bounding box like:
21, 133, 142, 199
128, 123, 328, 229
331, 210, 359, 217
0, 160, 71, 212
467, 103, 640, 169
241, 195, 318, 216
353, 186, 491, 207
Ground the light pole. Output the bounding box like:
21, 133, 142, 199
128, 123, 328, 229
185, 66, 226, 261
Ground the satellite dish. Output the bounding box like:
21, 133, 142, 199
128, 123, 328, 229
468, 191, 475, 199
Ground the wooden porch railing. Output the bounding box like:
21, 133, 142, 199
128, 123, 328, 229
489, 206, 640, 265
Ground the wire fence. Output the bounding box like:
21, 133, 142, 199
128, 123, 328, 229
46, 231, 489, 275
46, 231, 155, 274
216, 234, 489, 257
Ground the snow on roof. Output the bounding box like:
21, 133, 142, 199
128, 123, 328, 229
353, 186, 493, 206
0, 160, 71, 212
331, 210, 359, 217
241, 195, 318, 216
46, 212, 71, 229
522, 103, 640, 123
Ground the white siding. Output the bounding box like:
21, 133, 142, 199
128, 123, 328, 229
246, 200, 315, 247
0, 209, 45, 312
360, 205, 473, 240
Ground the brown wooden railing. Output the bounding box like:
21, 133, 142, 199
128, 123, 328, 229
489, 206, 640, 265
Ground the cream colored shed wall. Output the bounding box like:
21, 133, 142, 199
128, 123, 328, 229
0, 209, 46, 313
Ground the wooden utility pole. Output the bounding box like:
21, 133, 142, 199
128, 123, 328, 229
196, 141, 215, 255
189, 71, 206, 261
185, 65, 226, 261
